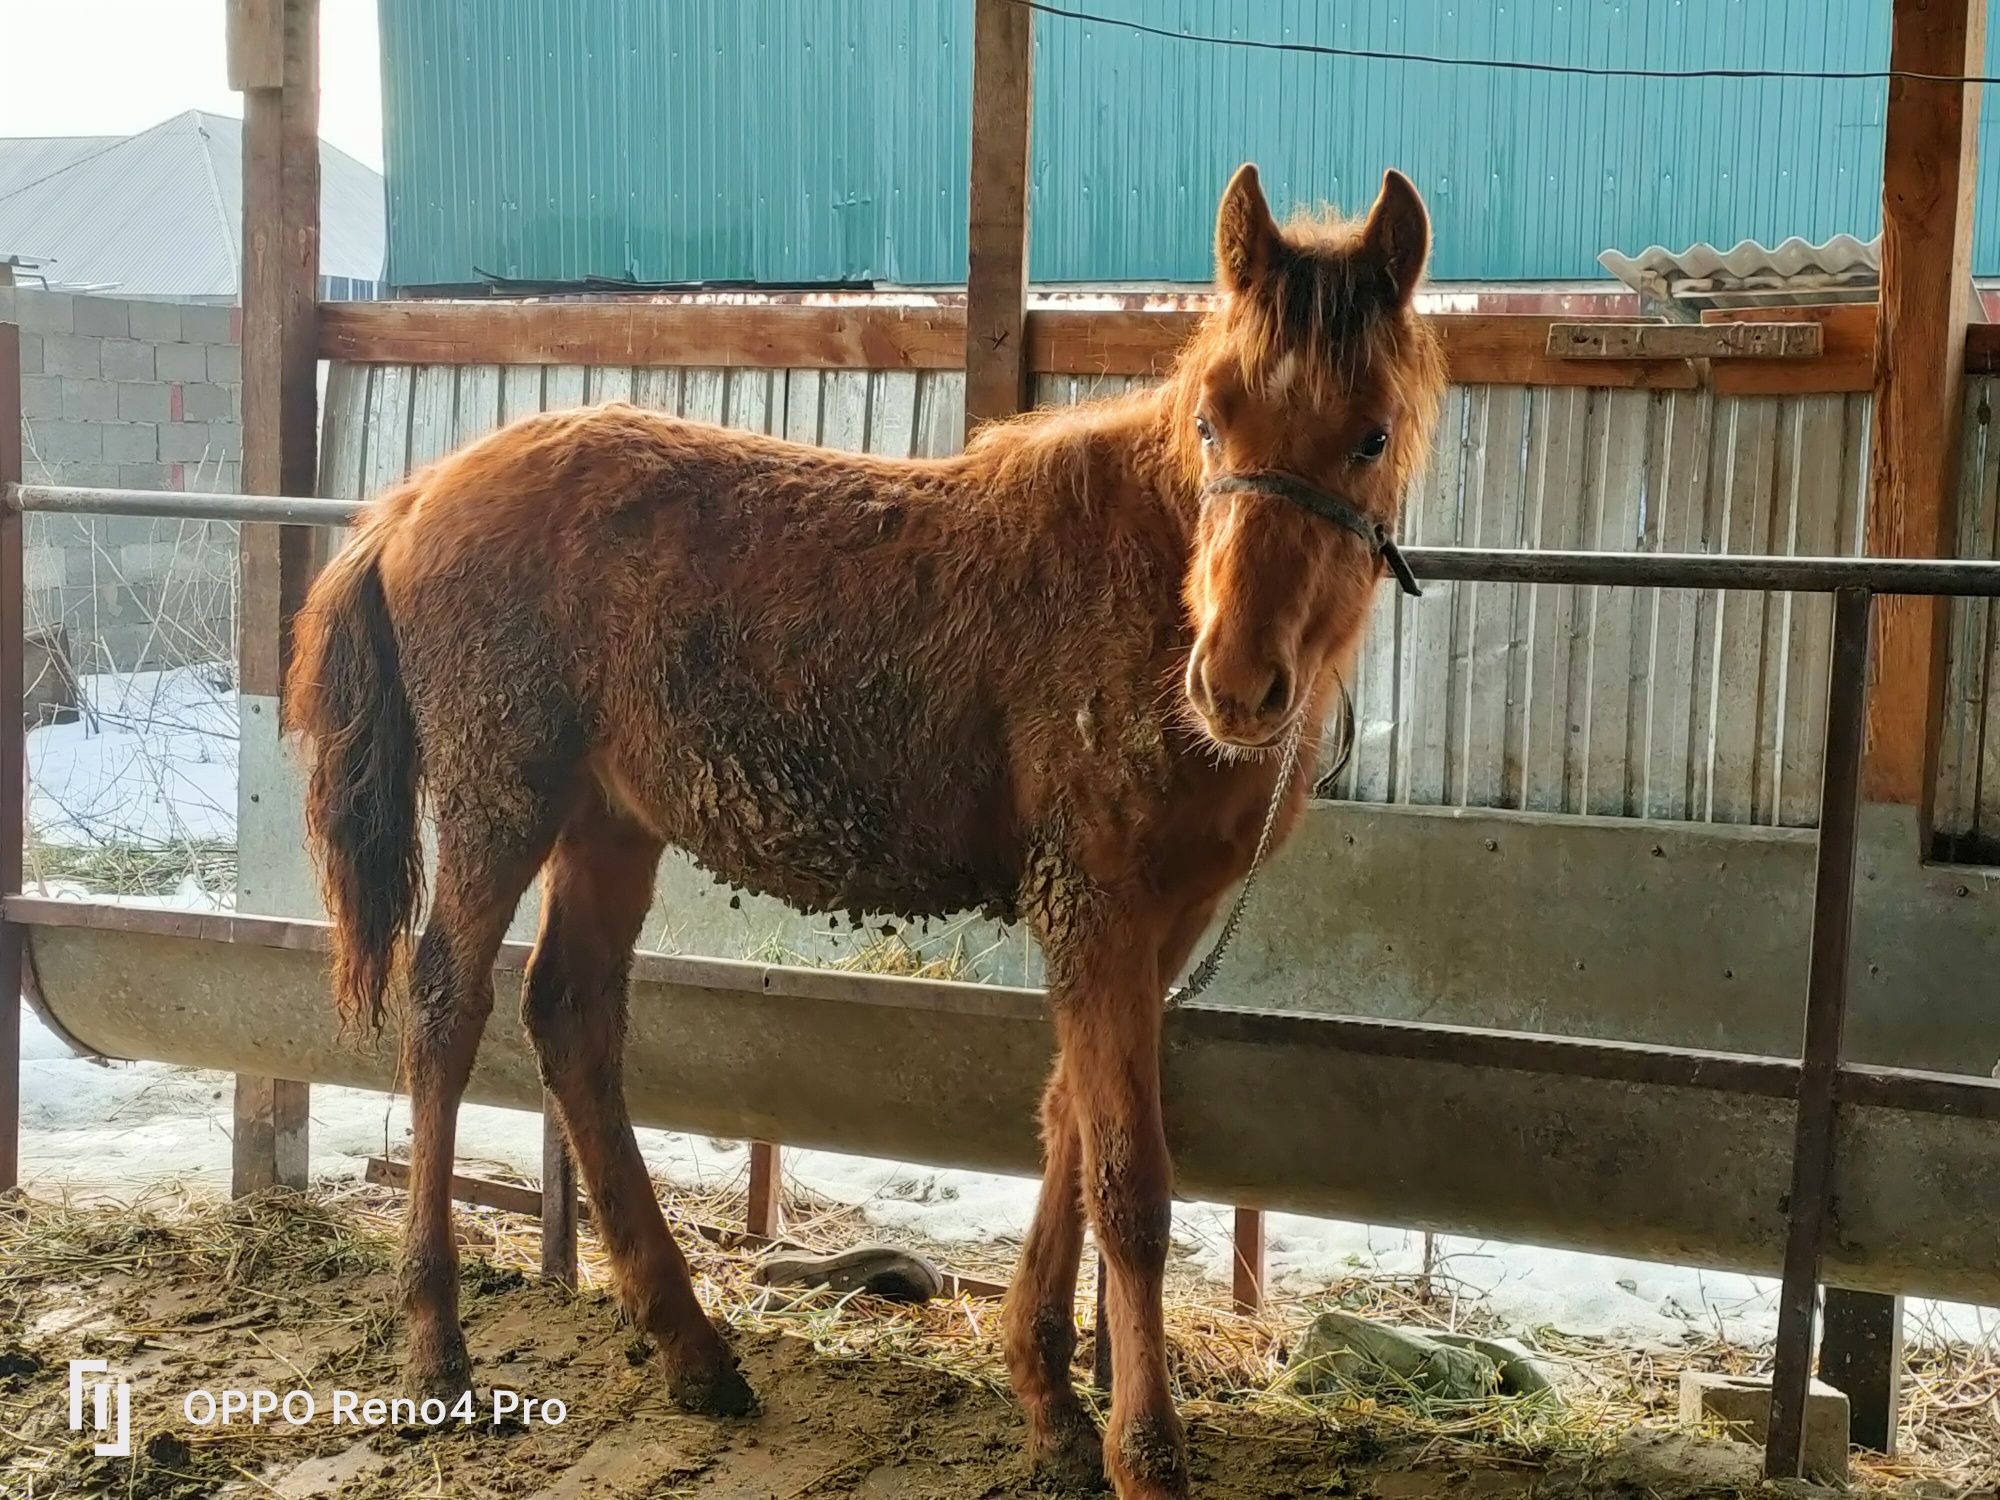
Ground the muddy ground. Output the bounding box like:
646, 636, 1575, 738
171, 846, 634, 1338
0, 1196, 1843, 1499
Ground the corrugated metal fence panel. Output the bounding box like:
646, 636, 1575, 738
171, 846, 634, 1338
318, 363, 969, 497
380, 0, 973, 288
323, 365, 1867, 829
381, 0, 2000, 287
1935, 377, 2000, 861
1319, 388, 1871, 825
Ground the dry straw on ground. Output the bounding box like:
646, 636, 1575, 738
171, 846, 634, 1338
6, 1175, 1990, 1494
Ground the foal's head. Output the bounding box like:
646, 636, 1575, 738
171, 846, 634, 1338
1178, 164, 1446, 751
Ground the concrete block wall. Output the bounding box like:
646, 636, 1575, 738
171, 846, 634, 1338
4, 288, 242, 675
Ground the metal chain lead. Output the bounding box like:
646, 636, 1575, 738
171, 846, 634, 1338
1166, 711, 1306, 1010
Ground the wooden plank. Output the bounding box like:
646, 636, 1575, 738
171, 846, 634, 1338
1819, 1289, 1904, 1453
1550, 322, 1821, 361
544, 364, 588, 413
747, 1141, 782, 1238
1231, 1208, 1265, 1316
321, 299, 1874, 392
1458, 386, 1530, 807
820, 370, 871, 453
0, 315, 22, 1193
238, 0, 320, 705
1705, 399, 1782, 824
1934, 380, 2000, 847
1520, 386, 1588, 811
723, 367, 772, 433
233, 0, 318, 1198
361, 364, 412, 493
453, 365, 502, 446
681, 368, 726, 427
1639, 391, 1715, 820
913, 371, 967, 458
1396, 388, 1467, 804
405, 365, 457, 469
868, 371, 920, 457
1579, 392, 1649, 816
632, 366, 681, 412
320, 300, 966, 371
1773, 398, 1849, 826
499, 364, 545, 423
783, 370, 823, 445
541, 1101, 577, 1285
1863, 0, 1986, 819
587, 364, 634, 406
225, 0, 284, 90
963, 0, 1035, 435
315, 361, 369, 502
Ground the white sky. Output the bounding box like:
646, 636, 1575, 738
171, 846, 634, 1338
0, 0, 385, 169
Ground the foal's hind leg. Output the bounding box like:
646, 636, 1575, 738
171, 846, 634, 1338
402, 825, 553, 1400
522, 797, 754, 1416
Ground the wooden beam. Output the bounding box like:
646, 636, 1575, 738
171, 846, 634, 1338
232, 0, 318, 1198
225, 0, 284, 89
747, 1140, 783, 1239
1864, 0, 1986, 816
1547, 322, 1821, 360
1231, 1207, 1266, 1315
320, 300, 1875, 393
318, 300, 966, 371
963, 0, 1035, 436
0, 306, 22, 1195
1819, 1288, 1903, 1452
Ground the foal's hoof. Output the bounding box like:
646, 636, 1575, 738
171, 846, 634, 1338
668, 1356, 757, 1418
404, 1342, 474, 1408
1031, 1411, 1107, 1492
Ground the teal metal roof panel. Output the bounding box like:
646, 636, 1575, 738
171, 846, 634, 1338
379, 1, 2000, 289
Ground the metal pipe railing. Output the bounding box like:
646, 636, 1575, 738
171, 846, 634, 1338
6, 484, 363, 528
15, 482, 2000, 598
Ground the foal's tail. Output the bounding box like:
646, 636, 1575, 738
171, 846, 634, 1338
286, 496, 423, 1037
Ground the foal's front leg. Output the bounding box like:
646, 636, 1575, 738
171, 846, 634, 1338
1048, 939, 1187, 1499
1002, 1070, 1101, 1486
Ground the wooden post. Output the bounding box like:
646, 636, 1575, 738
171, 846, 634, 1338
230, 0, 320, 1197
0, 294, 23, 1196
1231, 1207, 1266, 1315
747, 1140, 782, 1238
963, 0, 1034, 439
539, 1097, 577, 1284
1837, 0, 1984, 1440
1864, 0, 1986, 825
1820, 1288, 1904, 1453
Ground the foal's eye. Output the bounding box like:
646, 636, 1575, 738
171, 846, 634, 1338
1195, 416, 1216, 448
1356, 428, 1390, 461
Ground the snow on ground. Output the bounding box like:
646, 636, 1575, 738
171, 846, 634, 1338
18, 666, 2000, 1354
29, 666, 237, 846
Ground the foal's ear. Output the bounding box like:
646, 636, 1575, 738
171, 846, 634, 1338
1216, 163, 1284, 296
1360, 169, 1430, 306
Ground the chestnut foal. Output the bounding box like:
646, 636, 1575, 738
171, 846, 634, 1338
289, 163, 1444, 1498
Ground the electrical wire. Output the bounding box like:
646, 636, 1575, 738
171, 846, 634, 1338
1009, 0, 1997, 87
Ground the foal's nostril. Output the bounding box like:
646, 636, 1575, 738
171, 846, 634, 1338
1260, 668, 1292, 721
